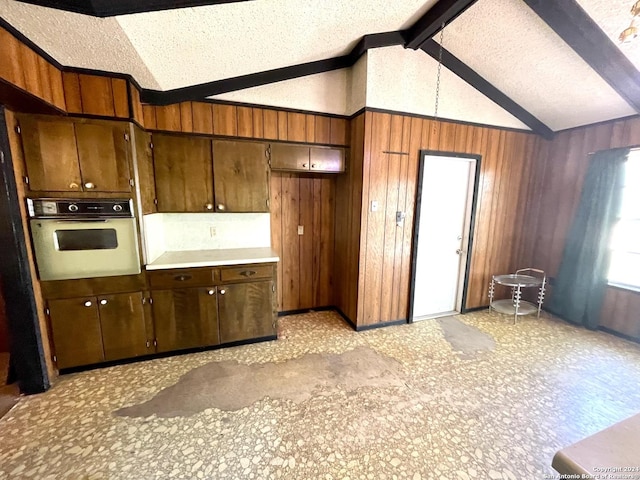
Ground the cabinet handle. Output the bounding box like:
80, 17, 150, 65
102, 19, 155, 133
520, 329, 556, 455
84, 300, 92, 307
219, 289, 226, 295
302, 163, 308, 168
174, 275, 192, 282
311, 164, 317, 169
84, 182, 96, 189
240, 270, 256, 277
146, 340, 151, 348
217, 204, 225, 211
205, 203, 213, 210
69, 182, 79, 189
208, 289, 215, 295
100, 299, 108, 305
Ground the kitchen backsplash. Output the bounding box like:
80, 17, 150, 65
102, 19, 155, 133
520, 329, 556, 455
143, 213, 271, 264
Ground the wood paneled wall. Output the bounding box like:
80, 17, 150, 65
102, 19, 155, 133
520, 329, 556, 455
62, 72, 129, 118
142, 102, 349, 146
0, 26, 65, 111
522, 116, 640, 339
270, 173, 335, 311
335, 111, 543, 327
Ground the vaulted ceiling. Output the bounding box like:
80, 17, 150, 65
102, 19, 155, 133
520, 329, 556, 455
1, 0, 639, 134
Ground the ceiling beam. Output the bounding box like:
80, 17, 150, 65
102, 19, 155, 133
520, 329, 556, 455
141, 31, 403, 105
421, 40, 555, 139
404, 0, 479, 50
522, 0, 640, 113
15, 0, 252, 17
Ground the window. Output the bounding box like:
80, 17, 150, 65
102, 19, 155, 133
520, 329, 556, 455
608, 150, 640, 289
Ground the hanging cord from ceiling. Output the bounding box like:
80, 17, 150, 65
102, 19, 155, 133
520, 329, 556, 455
429, 22, 446, 148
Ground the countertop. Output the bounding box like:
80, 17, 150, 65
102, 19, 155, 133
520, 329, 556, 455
145, 247, 279, 270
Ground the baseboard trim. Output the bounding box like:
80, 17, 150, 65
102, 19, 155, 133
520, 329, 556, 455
59, 335, 277, 374
277, 306, 335, 317
598, 326, 640, 344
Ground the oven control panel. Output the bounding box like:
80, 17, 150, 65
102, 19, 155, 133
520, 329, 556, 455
27, 199, 134, 218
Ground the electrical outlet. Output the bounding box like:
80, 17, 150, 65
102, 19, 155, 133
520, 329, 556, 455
298, 225, 304, 235
371, 200, 378, 212
210, 226, 217, 237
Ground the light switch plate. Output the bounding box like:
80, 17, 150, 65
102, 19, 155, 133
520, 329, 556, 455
298, 225, 304, 235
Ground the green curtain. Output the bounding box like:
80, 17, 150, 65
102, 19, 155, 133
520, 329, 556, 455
547, 148, 628, 329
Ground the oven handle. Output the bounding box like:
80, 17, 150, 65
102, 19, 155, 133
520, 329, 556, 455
53, 219, 109, 223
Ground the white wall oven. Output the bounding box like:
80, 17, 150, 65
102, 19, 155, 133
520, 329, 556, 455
27, 199, 141, 281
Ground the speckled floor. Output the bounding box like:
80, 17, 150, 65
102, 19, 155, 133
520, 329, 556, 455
1, 310, 640, 480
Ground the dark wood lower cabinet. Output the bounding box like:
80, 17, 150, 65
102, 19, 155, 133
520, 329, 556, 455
152, 287, 220, 352
48, 297, 105, 369
46, 265, 277, 369
218, 281, 275, 343
98, 292, 149, 361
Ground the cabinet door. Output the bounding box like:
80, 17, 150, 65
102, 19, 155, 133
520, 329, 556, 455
98, 292, 149, 361
152, 287, 219, 353
18, 116, 82, 192
213, 140, 270, 212
218, 281, 275, 343
270, 143, 309, 171
48, 297, 104, 369
153, 134, 213, 212
133, 127, 156, 214
75, 122, 131, 192
310, 147, 345, 173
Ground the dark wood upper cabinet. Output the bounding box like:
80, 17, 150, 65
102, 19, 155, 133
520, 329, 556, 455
98, 292, 149, 361
270, 143, 345, 173
151, 287, 220, 353
48, 297, 105, 369
19, 115, 82, 192
152, 133, 214, 212
218, 280, 275, 343
213, 140, 270, 212
310, 146, 345, 173
18, 114, 133, 193
75, 121, 131, 192
270, 143, 309, 171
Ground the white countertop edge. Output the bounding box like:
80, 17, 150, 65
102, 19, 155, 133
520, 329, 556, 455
146, 256, 280, 270
145, 248, 280, 271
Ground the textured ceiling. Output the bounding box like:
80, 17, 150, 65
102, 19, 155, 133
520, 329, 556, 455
0, 0, 639, 131
442, 0, 636, 131
0, 0, 161, 88
577, 0, 640, 71
115, 0, 437, 90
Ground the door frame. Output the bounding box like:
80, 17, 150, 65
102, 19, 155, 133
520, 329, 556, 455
407, 150, 482, 323
0, 107, 50, 393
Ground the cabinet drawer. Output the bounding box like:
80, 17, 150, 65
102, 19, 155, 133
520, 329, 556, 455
148, 268, 217, 289
220, 264, 273, 283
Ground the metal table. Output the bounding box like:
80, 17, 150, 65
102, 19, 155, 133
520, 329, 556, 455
489, 268, 546, 324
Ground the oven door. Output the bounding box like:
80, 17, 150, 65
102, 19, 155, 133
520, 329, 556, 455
30, 218, 141, 281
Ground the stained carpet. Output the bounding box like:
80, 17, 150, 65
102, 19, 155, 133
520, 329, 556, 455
1, 310, 640, 479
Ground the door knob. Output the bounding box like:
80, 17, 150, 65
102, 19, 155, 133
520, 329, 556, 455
302, 163, 308, 168
219, 289, 226, 295
208, 289, 215, 295
456, 249, 466, 255
205, 203, 213, 210
84, 182, 96, 189
84, 300, 92, 307
457, 235, 462, 240
217, 204, 225, 211
100, 299, 108, 305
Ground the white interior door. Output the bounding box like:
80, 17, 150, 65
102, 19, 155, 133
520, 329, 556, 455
411, 154, 477, 321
